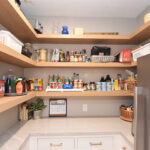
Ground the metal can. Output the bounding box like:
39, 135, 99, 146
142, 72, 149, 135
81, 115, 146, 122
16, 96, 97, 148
90, 82, 96, 90
58, 82, 62, 89
87, 83, 91, 90
74, 82, 78, 89
78, 82, 83, 89
101, 82, 107, 91
96, 82, 101, 91
106, 82, 112, 91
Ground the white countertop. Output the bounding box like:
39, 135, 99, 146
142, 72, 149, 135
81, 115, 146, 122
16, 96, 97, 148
0, 117, 134, 150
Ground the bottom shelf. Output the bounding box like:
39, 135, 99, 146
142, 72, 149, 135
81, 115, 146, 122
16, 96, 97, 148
0, 91, 134, 114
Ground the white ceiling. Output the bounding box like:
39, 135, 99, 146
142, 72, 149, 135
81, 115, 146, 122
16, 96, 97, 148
21, 0, 150, 18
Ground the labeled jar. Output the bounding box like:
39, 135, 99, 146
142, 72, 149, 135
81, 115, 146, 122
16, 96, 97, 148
39, 49, 47, 62
0, 80, 5, 97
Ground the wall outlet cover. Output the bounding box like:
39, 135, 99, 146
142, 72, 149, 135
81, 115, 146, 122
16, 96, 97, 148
82, 104, 88, 112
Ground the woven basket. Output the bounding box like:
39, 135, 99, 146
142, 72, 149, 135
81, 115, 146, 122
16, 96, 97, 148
120, 108, 134, 122
127, 80, 137, 91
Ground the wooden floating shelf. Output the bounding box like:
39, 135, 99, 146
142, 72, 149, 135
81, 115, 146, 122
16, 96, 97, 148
0, 92, 35, 113
0, 0, 150, 44
36, 91, 134, 97
0, 43, 137, 68
0, 43, 36, 67
0, 91, 134, 113
36, 62, 137, 68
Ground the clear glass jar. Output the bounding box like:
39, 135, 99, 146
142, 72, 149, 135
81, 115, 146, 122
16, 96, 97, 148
39, 49, 47, 62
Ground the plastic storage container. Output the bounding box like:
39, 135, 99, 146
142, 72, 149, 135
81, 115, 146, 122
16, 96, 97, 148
0, 30, 23, 53
132, 43, 150, 61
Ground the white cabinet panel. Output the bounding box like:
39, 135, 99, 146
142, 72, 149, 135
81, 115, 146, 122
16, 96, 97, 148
77, 136, 113, 150
37, 137, 74, 150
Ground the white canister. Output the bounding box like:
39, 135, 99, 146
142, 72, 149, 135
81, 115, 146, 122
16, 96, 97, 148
144, 13, 150, 24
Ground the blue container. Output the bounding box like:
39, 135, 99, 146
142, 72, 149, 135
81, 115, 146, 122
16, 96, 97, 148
106, 82, 112, 91
101, 82, 107, 91
62, 26, 69, 34
96, 82, 101, 91
62, 84, 73, 89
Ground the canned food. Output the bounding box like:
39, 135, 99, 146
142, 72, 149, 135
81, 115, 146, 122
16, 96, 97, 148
58, 82, 62, 89
74, 82, 78, 89
101, 82, 107, 91
106, 82, 112, 91
96, 82, 101, 91
78, 82, 83, 89
87, 83, 91, 90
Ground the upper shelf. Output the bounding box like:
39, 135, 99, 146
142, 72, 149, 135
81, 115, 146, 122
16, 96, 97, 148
0, 1, 150, 45
0, 43, 137, 68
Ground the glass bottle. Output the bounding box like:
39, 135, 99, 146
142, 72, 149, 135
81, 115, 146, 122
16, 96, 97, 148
66, 51, 70, 62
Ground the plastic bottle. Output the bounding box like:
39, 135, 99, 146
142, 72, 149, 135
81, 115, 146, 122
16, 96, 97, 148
16, 78, 23, 94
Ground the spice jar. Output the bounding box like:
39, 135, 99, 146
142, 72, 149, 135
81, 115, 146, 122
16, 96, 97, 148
0, 80, 5, 97
39, 49, 47, 62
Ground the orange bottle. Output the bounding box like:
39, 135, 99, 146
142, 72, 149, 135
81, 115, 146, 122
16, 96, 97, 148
16, 78, 23, 94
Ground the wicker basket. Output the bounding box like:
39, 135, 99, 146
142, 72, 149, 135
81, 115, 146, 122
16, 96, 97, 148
120, 108, 134, 122
127, 80, 137, 92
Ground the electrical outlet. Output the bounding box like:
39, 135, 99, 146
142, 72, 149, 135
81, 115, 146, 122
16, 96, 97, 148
82, 104, 88, 112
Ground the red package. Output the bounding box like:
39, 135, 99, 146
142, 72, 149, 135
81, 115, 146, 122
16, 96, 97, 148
120, 49, 131, 63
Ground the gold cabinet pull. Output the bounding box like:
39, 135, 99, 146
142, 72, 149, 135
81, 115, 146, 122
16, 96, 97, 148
50, 143, 63, 147
89, 142, 102, 146
122, 147, 127, 150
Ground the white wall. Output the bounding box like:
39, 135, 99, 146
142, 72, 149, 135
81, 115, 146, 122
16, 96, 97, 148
28, 16, 138, 35
24, 44, 136, 117
136, 5, 150, 27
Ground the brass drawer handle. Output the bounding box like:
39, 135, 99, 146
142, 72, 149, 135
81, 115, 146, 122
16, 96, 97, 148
122, 147, 127, 150
89, 142, 102, 146
50, 143, 63, 147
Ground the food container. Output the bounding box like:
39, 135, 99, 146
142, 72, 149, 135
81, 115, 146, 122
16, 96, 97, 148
0, 30, 23, 53
120, 107, 134, 122
132, 43, 150, 61
39, 49, 47, 62
96, 82, 101, 91
91, 55, 115, 63
0, 80, 5, 97
38, 78, 43, 91
106, 82, 112, 91
101, 82, 106, 91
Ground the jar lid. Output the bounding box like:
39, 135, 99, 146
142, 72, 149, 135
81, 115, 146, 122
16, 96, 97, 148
0, 80, 5, 83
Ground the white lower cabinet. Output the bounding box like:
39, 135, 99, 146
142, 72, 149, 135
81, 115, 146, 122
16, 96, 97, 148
77, 136, 113, 150
37, 137, 75, 150
22, 134, 133, 150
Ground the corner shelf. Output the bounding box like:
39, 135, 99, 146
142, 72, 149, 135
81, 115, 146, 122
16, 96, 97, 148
0, 43, 36, 67
0, 43, 137, 68
0, 0, 150, 44
0, 92, 35, 113
0, 91, 134, 113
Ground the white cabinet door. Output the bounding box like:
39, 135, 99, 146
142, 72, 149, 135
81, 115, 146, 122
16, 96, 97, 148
37, 137, 75, 150
113, 135, 133, 150
77, 136, 113, 150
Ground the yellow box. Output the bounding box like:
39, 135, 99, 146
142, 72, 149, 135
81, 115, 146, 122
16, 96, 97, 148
74, 28, 84, 35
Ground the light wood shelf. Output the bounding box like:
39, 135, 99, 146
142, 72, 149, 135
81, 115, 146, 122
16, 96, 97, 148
36, 91, 134, 97
0, 91, 134, 113
0, 92, 35, 113
0, 42, 137, 68
0, 43, 36, 67
36, 62, 137, 68
0, 0, 150, 44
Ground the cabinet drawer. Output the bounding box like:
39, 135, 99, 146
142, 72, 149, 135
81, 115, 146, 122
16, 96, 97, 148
37, 137, 74, 150
77, 136, 113, 150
